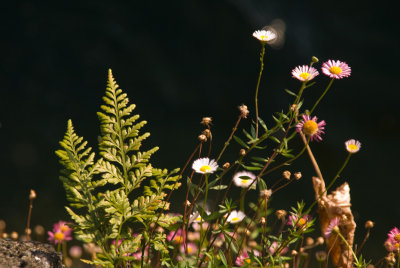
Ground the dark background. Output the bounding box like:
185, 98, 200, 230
1, 0, 399, 262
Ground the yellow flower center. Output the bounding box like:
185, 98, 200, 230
329, 66, 342, 75
260, 35, 268, 40
296, 218, 306, 227
299, 72, 310, 80
347, 144, 358, 151
54, 232, 65, 241
231, 217, 240, 222
196, 216, 202, 221
303, 120, 318, 135
174, 235, 184, 244
187, 246, 193, 253
395, 234, 400, 242
245, 259, 251, 264
241, 179, 248, 184
200, 165, 211, 173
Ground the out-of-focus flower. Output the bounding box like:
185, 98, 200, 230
233, 171, 257, 189
47, 221, 72, 245
192, 158, 218, 174
69, 245, 82, 259
385, 227, 400, 252
345, 139, 361, 154
235, 251, 251, 266
291, 65, 319, 82
252, 29, 276, 44
167, 229, 185, 244
180, 242, 198, 255
226, 210, 246, 224
321, 60, 351, 79
296, 114, 326, 142
268, 241, 288, 255
287, 214, 311, 228
324, 217, 340, 238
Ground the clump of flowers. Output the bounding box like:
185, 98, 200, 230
385, 227, 400, 252
296, 114, 326, 141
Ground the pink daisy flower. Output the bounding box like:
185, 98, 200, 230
167, 228, 185, 244
179, 242, 198, 255
47, 221, 73, 245
321, 60, 351, 79
291, 65, 319, 82
235, 251, 251, 266
324, 217, 340, 238
296, 114, 326, 142
345, 139, 361, 153
287, 214, 312, 228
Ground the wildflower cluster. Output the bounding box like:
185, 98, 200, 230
50, 25, 382, 268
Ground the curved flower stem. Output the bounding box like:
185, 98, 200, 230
255, 44, 265, 138
239, 188, 246, 212
310, 78, 334, 114
204, 174, 209, 209
216, 115, 242, 162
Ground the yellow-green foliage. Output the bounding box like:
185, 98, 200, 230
56, 70, 181, 266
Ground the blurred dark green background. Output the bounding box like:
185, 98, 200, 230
1, 0, 399, 262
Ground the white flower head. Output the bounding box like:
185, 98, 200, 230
345, 139, 361, 154
253, 29, 276, 43
233, 171, 257, 190
192, 157, 218, 174
189, 210, 210, 224
226, 210, 246, 224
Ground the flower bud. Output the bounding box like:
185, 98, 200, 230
11, 231, 18, 240
305, 237, 314, 246
238, 104, 249, 118
239, 149, 246, 156
202, 129, 211, 138
201, 117, 212, 126
291, 250, 298, 256
29, 189, 37, 200
282, 170, 291, 180
198, 134, 207, 142
275, 210, 287, 220
365, 220, 374, 229
260, 217, 266, 225
293, 172, 302, 180
315, 250, 327, 262
222, 162, 230, 169
260, 189, 272, 199
316, 236, 324, 245
312, 56, 319, 63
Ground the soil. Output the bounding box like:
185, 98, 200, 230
0, 239, 64, 268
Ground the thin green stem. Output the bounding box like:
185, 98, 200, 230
310, 78, 334, 114
397, 252, 400, 268
239, 188, 245, 212
255, 44, 265, 138
336, 231, 359, 266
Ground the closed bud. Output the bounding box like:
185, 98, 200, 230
239, 149, 246, 156
238, 104, 249, 118
312, 56, 319, 63
29, 189, 37, 200
365, 220, 374, 229
385, 253, 396, 265
275, 209, 287, 220
201, 117, 212, 126
291, 250, 298, 256
198, 134, 207, 142
305, 237, 314, 246
185, 200, 191, 207
222, 162, 230, 169
202, 129, 211, 138
260, 217, 266, 225
316, 236, 324, 245
11, 231, 18, 240
294, 172, 302, 180
260, 189, 272, 199
25, 228, 31, 236
282, 170, 291, 180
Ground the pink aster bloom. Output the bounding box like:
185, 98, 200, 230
167, 228, 185, 244
321, 60, 351, 79
180, 242, 198, 255
324, 217, 340, 238
47, 221, 73, 245
268, 241, 288, 255
296, 114, 326, 142
291, 65, 319, 82
235, 251, 251, 266
287, 214, 312, 228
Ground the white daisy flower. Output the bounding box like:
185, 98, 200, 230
226, 210, 246, 224
189, 210, 210, 223
291, 65, 319, 82
345, 139, 361, 154
252, 29, 276, 43
192, 157, 218, 174
233, 171, 257, 190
